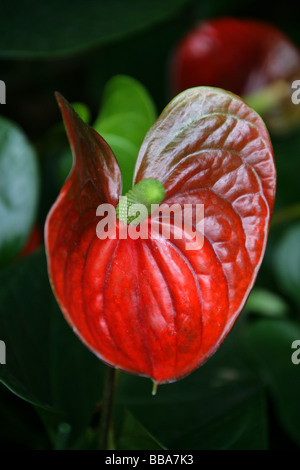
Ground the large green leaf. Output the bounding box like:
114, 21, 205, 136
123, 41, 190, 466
242, 319, 300, 447
174, 388, 267, 450
94, 75, 156, 193
0, 383, 50, 449
117, 410, 167, 450
0, 116, 39, 266
116, 324, 268, 450
0, 0, 193, 58
0, 250, 106, 447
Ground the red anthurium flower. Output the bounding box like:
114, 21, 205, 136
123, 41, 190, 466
170, 18, 300, 132
45, 87, 276, 386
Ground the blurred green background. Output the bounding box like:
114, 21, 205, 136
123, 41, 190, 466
0, 0, 300, 450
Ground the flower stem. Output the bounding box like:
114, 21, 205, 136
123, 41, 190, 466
100, 366, 118, 450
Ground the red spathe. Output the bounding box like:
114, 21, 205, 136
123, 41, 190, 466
45, 88, 276, 384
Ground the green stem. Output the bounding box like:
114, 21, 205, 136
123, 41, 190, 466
100, 366, 118, 450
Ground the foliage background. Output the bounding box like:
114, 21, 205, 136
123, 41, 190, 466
0, 0, 300, 450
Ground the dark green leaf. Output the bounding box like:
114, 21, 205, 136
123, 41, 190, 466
242, 319, 300, 446
272, 132, 300, 210
117, 410, 167, 450
273, 223, 300, 306
0, 116, 39, 266
0, 0, 193, 58
0, 250, 106, 446
174, 388, 267, 450
0, 383, 50, 449
116, 324, 268, 450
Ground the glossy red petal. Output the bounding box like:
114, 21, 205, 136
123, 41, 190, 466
133, 87, 276, 379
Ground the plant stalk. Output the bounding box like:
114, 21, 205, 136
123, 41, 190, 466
100, 366, 118, 450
